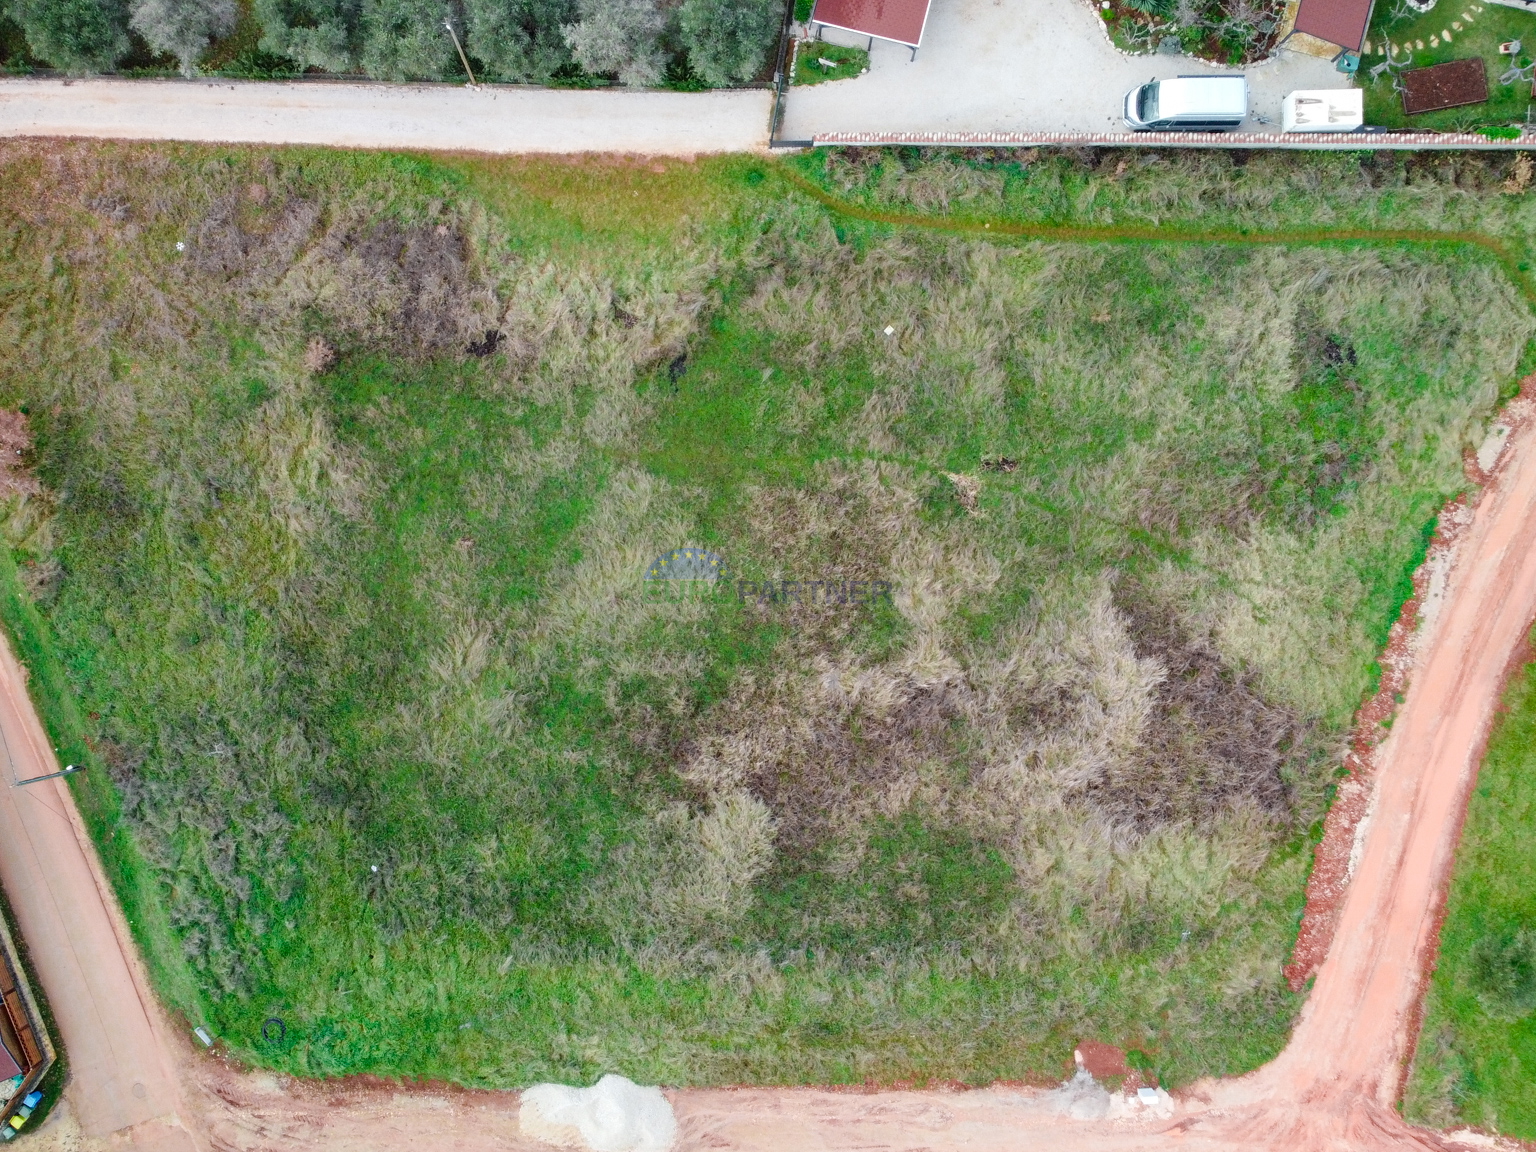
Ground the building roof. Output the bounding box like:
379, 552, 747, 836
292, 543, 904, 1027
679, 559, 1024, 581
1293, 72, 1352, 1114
811, 0, 932, 48
1292, 0, 1374, 52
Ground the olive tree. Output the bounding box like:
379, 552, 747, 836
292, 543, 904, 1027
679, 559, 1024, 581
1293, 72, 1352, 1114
679, 0, 778, 86
465, 0, 575, 82
254, 0, 361, 72
7, 0, 130, 71
560, 0, 662, 86
360, 0, 456, 79
130, 0, 238, 75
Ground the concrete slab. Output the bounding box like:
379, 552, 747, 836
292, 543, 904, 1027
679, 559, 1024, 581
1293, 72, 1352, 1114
783, 0, 1350, 137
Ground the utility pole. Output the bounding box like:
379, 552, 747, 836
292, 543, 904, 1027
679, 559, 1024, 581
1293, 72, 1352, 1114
14, 764, 82, 786
444, 20, 479, 89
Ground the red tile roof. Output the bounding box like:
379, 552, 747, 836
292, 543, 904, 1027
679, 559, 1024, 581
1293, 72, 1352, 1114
811, 0, 932, 47
1292, 0, 1375, 52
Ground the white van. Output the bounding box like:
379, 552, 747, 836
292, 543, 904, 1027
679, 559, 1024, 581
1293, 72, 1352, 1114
1123, 76, 1248, 131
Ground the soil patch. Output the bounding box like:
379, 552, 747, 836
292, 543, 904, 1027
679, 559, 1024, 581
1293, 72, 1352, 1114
1401, 58, 1489, 115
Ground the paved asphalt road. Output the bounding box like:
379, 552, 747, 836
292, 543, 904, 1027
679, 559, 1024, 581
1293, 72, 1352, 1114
0, 78, 772, 155
0, 631, 197, 1148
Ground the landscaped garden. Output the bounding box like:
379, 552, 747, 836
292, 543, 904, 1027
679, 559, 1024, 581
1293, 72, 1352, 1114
0, 143, 1533, 1094
790, 38, 866, 84
1362, 0, 1536, 130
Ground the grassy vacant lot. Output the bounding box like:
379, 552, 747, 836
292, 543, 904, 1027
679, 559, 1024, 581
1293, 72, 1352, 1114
1405, 639, 1536, 1138
0, 143, 1532, 1092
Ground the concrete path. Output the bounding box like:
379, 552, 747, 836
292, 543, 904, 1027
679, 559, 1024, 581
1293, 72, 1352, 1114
0, 78, 771, 155
0, 630, 198, 1149
782, 0, 1347, 138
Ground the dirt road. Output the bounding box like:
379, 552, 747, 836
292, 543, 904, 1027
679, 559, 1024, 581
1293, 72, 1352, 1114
0, 78, 770, 156
20, 394, 1536, 1149
0, 631, 197, 1149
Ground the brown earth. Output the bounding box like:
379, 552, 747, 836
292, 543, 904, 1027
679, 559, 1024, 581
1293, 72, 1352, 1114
16, 384, 1536, 1150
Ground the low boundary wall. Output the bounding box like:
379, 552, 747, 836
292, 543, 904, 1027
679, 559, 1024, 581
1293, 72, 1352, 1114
801, 128, 1536, 149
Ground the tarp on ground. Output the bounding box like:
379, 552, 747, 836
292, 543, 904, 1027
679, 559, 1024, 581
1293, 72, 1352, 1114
1292, 0, 1374, 52
811, 0, 932, 48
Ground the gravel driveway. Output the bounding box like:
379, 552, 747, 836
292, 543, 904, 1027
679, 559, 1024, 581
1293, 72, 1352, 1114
782, 0, 1349, 138
0, 78, 771, 155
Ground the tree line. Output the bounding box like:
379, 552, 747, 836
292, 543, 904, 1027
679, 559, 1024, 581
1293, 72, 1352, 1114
2, 0, 785, 86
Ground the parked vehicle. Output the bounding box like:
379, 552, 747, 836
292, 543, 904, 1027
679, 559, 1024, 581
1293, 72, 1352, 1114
1123, 75, 1248, 131
1281, 89, 1363, 131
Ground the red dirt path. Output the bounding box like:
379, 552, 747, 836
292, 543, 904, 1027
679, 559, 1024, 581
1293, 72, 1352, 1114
18, 386, 1536, 1150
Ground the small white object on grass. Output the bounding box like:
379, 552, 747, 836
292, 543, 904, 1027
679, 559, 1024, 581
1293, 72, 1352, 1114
175, 242, 185, 251
883, 325, 895, 335
194, 1026, 213, 1047
521, 1074, 676, 1152
371, 864, 379, 872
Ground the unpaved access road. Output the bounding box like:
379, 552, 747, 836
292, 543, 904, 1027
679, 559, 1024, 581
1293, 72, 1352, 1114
17, 393, 1536, 1150
0, 78, 770, 155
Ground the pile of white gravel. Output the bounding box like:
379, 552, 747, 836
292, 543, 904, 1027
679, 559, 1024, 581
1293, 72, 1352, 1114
519, 1073, 677, 1152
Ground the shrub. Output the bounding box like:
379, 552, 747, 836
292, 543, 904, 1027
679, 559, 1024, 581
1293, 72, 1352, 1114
253, 0, 360, 72
560, 0, 663, 85
465, 0, 575, 82
1467, 928, 1536, 1020
679, 0, 779, 86
7, 0, 129, 71
129, 0, 237, 76
359, 0, 456, 79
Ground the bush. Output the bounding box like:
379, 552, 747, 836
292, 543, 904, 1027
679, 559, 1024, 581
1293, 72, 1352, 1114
129, 0, 237, 76
359, 0, 455, 79
1468, 928, 1536, 1021
253, 0, 360, 72
465, 0, 575, 82
560, 0, 663, 85
6, 0, 129, 71
679, 0, 778, 85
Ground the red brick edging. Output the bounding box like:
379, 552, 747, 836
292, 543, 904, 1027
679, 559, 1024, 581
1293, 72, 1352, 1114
812, 129, 1536, 150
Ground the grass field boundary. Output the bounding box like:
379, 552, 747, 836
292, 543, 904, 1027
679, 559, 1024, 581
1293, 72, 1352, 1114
0, 546, 206, 1029
773, 165, 1536, 310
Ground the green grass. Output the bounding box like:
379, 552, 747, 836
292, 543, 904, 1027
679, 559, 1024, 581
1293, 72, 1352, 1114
791, 40, 867, 85
0, 142, 1533, 1092
1405, 637, 1536, 1136
1363, 0, 1536, 130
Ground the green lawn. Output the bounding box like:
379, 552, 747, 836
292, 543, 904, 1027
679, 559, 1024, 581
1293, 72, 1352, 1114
791, 40, 868, 85
1363, 0, 1536, 130
0, 143, 1533, 1092
1404, 639, 1536, 1137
